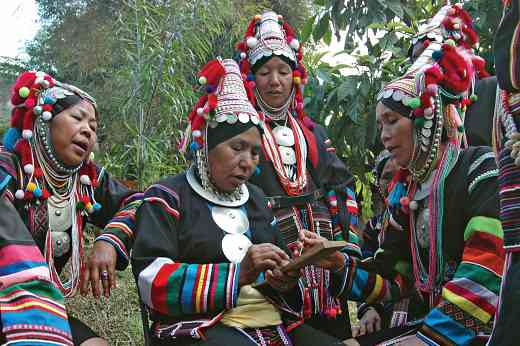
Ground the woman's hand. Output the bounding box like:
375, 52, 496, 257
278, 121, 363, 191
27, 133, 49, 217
352, 307, 382, 337
265, 267, 299, 292
239, 243, 290, 286
298, 230, 345, 271
80, 240, 117, 298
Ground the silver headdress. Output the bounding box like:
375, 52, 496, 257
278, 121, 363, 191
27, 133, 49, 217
245, 11, 297, 68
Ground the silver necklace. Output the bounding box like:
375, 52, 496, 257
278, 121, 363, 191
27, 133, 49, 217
255, 87, 294, 121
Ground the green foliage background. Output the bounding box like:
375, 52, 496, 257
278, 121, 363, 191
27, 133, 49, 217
0, 0, 502, 343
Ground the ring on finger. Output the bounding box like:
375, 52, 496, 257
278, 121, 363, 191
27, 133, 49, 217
101, 270, 109, 280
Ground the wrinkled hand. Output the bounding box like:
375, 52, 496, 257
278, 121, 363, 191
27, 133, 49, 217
80, 240, 117, 298
265, 267, 300, 292
352, 307, 381, 337
239, 243, 290, 286
298, 230, 345, 271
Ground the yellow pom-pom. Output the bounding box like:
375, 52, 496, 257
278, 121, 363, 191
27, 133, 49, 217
293, 76, 301, 85
254, 14, 261, 20
27, 182, 37, 192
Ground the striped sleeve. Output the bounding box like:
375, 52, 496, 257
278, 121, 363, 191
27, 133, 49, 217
96, 196, 143, 270
418, 216, 503, 345
138, 258, 240, 316
131, 182, 241, 318
332, 255, 410, 304
0, 195, 72, 344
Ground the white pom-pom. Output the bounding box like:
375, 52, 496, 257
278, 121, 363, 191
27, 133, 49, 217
197, 107, 204, 116
35, 71, 45, 78
198, 76, 207, 85
290, 38, 300, 50
246, 36, 258, 48
330, 200, 337, 207
453, 33, 461, 41
42, 111, 52, 121
22, 130, 33, 139
240, 52, 247, 59
409, 200, 419, 211
23, 164, 34, 175
41, 80, 50, 89
192, 130, 202, 138
80, 174, 91, 185
35, 77, 44, 86
424, 108, 433, 117
15, 189, 25, 200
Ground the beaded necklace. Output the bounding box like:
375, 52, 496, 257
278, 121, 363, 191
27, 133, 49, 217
409, 141, 460, 302
262, 114, 307, 195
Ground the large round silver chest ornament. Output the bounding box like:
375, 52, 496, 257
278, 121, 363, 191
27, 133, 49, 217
278, 146, 297, 165
272, 126, 295, 147
415, 207, 430, 249
52, 231, 72, 257
212, 206, 252, 263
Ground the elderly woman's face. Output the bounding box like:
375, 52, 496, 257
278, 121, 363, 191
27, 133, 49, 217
376, 102, 414, 168
50, 100, 97, 166
207, 126, 261, 192
254, 57, 293, 108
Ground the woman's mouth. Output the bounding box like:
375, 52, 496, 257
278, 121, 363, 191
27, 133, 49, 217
71, 140, 89, 155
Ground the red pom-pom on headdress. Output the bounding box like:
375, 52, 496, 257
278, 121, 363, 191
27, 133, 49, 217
198, 59, 225, 87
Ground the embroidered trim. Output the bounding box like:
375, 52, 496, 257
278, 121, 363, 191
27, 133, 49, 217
468, 152, 495, 176
468, 169, 499, 194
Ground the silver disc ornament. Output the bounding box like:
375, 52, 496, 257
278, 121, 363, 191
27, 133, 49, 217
415, 207, 430, 249
211, 206, 249, 235
48, 202, 73, 232
272, 126, 295, 147
278, 146, 297, 165
52, 231, 71, 257
222, 233, 252, 263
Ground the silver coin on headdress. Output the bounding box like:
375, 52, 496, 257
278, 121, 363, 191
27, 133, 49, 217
211, 206, 249, 235
222, 233, 252, 263
272, 126, 295, 147
278, 146, 296, 165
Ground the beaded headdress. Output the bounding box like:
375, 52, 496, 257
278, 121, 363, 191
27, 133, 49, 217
3, 71, 100, 209
236, 11, 312, 128
180, 59, 261, 205
381, 4, 491, 297
377, 3, 489, 183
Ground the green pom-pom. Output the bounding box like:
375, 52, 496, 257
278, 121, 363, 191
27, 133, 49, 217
76, 201, 85, 210
470, 94, 478, 102
457, 125, 465, 133
414, 118, 425, 128
407, 98, 421, 109
18, 87, 30, 98
445, 39, 456, 47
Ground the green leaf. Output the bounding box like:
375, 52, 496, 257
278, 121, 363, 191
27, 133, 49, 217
323, 28, 332, 45
313, 12, 330, 42
387, 0, 404, 18
301, 15, 316, 43
337, 79, 353, 102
